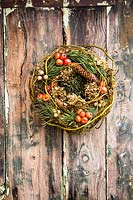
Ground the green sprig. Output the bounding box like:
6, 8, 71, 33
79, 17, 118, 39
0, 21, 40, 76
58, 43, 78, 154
34, 100, 54, 121
59, 110, 76, 127
47, 58, 64, 81
67, 50, 97, 74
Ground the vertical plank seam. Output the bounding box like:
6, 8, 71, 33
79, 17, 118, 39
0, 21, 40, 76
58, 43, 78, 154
2, 7, 8, 195
61, 129, 64, 200
62, 4, 66, 199
105, 7, 108, 200
105, 6, 112, 200
61, 6, 109, 200
62, 8, 67, 45
105, 117, 108, 200
2, 7, 6, 190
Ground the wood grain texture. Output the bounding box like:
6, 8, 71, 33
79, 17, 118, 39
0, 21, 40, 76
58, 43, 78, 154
107, 1, 133, 200
63, 0, 115, 7
0, 0, 116, 8
0, 10, 5, 186
63, 8, 107, 200
0, 0, 15, 8
5, 8, 63, 200
0, 0, 62, 8
32, 0, 62, 7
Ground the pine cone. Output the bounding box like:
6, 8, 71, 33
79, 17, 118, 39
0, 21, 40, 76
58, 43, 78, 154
71, 63, 99, 83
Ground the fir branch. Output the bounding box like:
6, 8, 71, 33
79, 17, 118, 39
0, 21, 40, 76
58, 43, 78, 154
47, 58, 56, 71
47, 58, 65, 81
34, 100, 54, 121
59, 110, 76, 127
85, 107, 97, 115
97, 65, 107, 79
67, 50, 97, 74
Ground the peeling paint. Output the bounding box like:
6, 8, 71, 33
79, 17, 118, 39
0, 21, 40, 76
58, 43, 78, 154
3, 10, 9, 125
107, 6, 112, 50
63, 8, 71, 33
62, 165, 68, 199
63, 0, 69, 7
25, 0, 33, 7
63, 132, 67, 153
4, 87, 9, 125
0, 179, 9, 200
75, 0, 81, 3
107, 6, 112, 16
42, 7, 55, 11
5, 8, 16, 17
18, 20, 21, 28
97, 1, 109, 6
107, 144, 112, 157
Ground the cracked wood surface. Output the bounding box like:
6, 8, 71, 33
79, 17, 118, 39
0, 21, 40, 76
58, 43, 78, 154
0, 1, 133, 200
4, 8, 63, 200
63, 0, 115, 7
0, 11, 5, 186
107, 2, 133, 200
0, 0, 62, 8
63, 7, 106, 200
0, 0, 115, 8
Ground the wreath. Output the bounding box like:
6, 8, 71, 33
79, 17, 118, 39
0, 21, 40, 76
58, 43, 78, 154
29, 45, 115, 132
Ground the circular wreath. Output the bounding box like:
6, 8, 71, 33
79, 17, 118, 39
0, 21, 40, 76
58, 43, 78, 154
29, 45, 115, 132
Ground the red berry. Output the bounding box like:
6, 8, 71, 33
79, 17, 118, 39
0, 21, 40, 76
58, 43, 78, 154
75, 115, 81, 123
42, 94, 50, 102
100, 81, 105, 87
79, 111, 86, 118
46, 85, 51, 92
100, 86, 107, 94
54, 52, 61, 60
77, 109, 83, 115
85, 112, 92, 119
37, 93, 43, 99
56, 59, 63, 66
60, 53, 67, 60
63, 58, 71, 65
81, 117, 88, 125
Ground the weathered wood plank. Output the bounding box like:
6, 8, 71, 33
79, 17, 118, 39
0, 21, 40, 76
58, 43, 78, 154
0, 0, 116, 8
107, 1, 133, 199
0, 0, 62, 8
63, 7, 107, 200
32, 0, 62, 7
63, 0, 115, 7
0, 10, 5, 186
5, 8, 63, 199
0, 0, 15, 8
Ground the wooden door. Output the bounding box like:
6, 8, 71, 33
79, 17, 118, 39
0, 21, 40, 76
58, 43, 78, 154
0, 1, 133, 200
